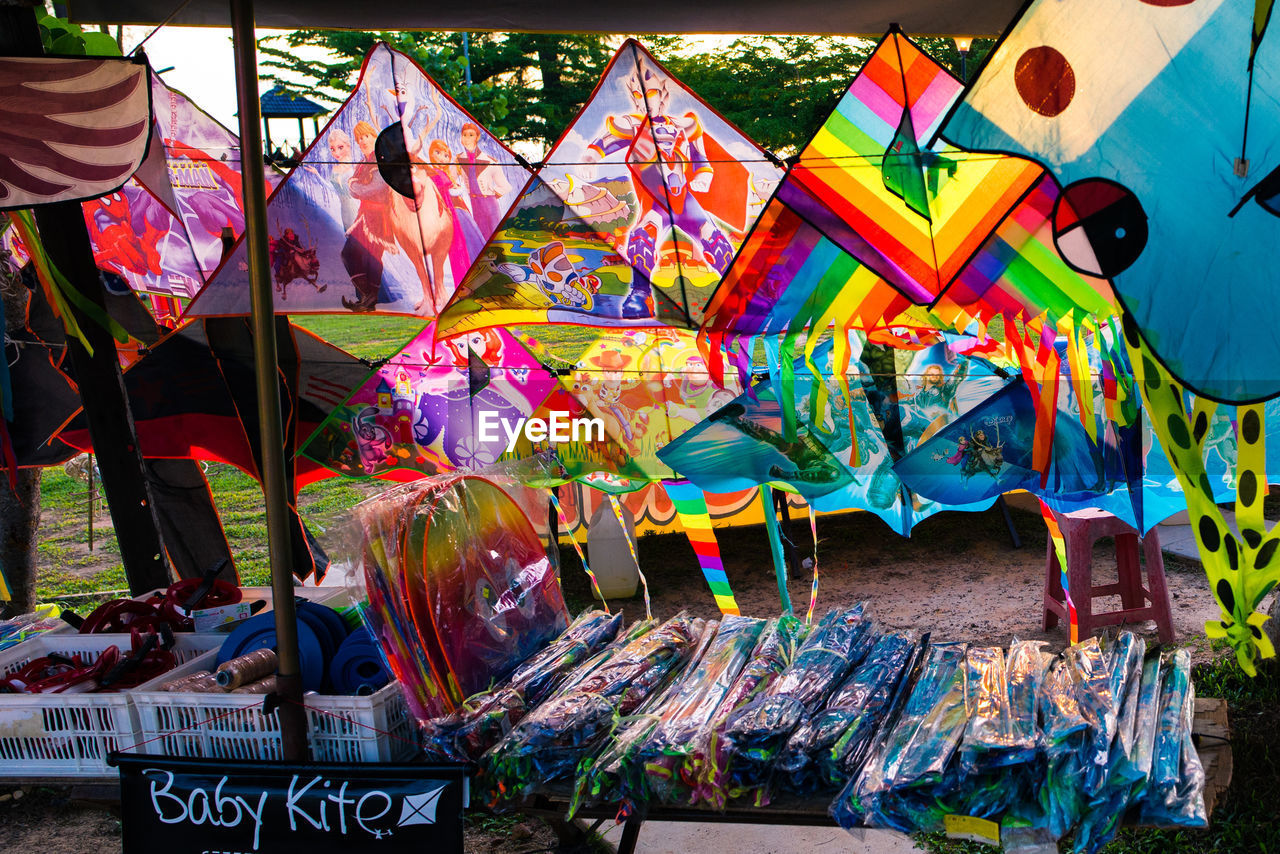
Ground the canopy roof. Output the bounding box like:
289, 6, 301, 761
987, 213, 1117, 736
260, 84, 326, 118
66, 0, 1020, 36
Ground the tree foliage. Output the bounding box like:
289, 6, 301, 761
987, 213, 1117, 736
258, 31, 617, 150
257, 32, 995, 157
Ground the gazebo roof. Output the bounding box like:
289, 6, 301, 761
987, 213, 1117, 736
260, 85, 327, 119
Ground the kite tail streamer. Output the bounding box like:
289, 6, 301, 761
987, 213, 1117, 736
832, 327, 860, 467
607, 494, 651, 620
6, 211, 130, 355
806, 506, 820, 625
664, 481, 740, 616
547, 490, 609, 614
760, 489, 793, 615
1039, 498, 1077, 644
1125, 318, 1277, 674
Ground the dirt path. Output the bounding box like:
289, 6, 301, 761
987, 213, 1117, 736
565, 502, 1223, 660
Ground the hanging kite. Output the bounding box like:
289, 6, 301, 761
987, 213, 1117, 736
436, 39, 784, 336
0, 56, 151, 210
301, 323, 560, 479
698, 30, 1107, 425
185, 43, 529, 318
942, 0, 1278, 404
941, 0, 1280, 670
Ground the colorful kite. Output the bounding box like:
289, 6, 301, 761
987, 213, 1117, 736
185, 43, 529, 318
436, 39, 784, 336
0, 56, 151, 210
942, 0, 1278, 404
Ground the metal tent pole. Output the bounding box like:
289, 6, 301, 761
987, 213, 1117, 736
228, 0, 307, 761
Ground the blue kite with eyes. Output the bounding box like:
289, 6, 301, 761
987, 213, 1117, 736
942, 0, 1279, 405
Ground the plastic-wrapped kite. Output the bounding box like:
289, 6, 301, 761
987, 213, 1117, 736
557, 618, 657, 696
574, 618, 725, 813
571, 714, 662, 816
1066, 636, 1118, 793
714, 606, 875, 804
1123, 653, 1164, 791
1040, 655, 1088, 751
422, 686, 526, 762
849, 642, 970, 832
483, 690, 621, 800
691, 615, 806, 809
1139, 649, 1206, 828
1073, 633, 1147, 854
571, 613, 699, 714
1083, 632, 1142, 794
422, 610, 623, 761
765, 605, 875, 714
507, 610, 624, 705
776, 630, 917, 795
636, 615, 766, 803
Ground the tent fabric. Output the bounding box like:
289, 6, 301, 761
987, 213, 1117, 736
66, 0, 1024, 36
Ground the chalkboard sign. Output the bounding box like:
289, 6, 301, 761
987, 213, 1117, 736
115, 755, 468, 854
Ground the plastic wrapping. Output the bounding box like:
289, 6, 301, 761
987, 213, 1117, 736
571, 613, 699, 715
483, 690, 621, 801
1073, 634, 1147, 854
420, 609, 625, 761
846, 642, 970, 832
339, 464, 570, 720
690, 615, 806, 809
1006, 640, 1053, 750
708, 606, 871, 805
482, 613, 698, 802
765, 604, 874, 714
506, 610, 624, 705
776, 630, 916, 794
1066, 636, 1117, 792
1139, 649, 1206, 827
0, 606, 64, 652
574, 619, 723, 813
1126, 653, 1164, 788
958, 645, 1038, 773
635, 615, 766, 803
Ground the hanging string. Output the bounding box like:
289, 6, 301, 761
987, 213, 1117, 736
607, 493, 652, 620
547, 489, 609, 613
128, 0, 196, 58
806, 506, 820, 625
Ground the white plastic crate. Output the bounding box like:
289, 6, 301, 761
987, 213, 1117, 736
128, 649, 419, 764
0, 633, 221, 778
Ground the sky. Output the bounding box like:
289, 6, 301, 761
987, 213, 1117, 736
120, 26, 332, 150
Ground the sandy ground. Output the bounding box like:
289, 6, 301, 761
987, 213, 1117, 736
564, 502, 1224, 661
1, 502, 1228, 853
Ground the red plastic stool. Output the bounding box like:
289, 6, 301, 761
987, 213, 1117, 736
1043, 507, 1175, 643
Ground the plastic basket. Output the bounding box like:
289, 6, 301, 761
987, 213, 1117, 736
128, 651, 420, 764
0, 634, 221, 778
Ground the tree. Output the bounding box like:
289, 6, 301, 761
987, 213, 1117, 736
645, 36, 995, 157
258, 31, 617, 151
